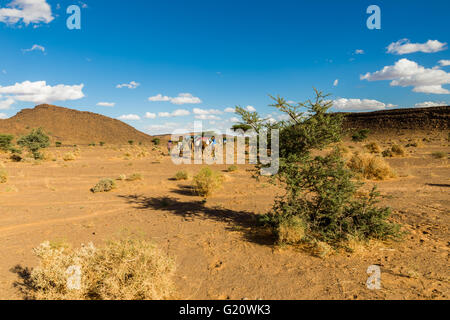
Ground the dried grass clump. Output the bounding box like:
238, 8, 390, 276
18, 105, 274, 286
431, 151, 446, 159
63, 152, 76, 161
364, 142, 382, 154
391, 145, 406, 157
277, 216, 306, 245
26, 239, 175, 300
192, 167, 223, 197
90, 178, 116, 193
0, 169, 7, 183
126, 173, 142, 181
227, 165, 238, 172
173, 171, 189, 181
347, 153, 396, 180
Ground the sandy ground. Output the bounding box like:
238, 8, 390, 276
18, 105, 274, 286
0, 135, 448, 300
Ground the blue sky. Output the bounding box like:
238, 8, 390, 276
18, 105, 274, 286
0, 0, 449, 134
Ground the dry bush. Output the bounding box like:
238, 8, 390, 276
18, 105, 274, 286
91, 178, 116, 193
364, 142, 382, 154
0, 168, 7, 183
227, 165, 238, 172
277, 216, 306, 245
391, 145, 406, 157
117, 174, 127, 181
26, 238, 175, 300
126, 173, 142, 181
431, 151, 446, 159
192, 167, 223, 197
347, 153, 396, 180
173, 171, 189, 181
63, 152, 76, 161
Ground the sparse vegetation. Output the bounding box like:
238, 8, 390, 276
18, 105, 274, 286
351, 129, 370, 142
91, 178, 117, 193
25, 238, 175, 300
63, 152, 76, 161
391, 145, 406, 157
17, 128, 50, 160
0, 169, 7, 183
347, 153, 396, 180
0, 134, 14, 152
152, 138, 161, 146
431, 151, 446, 159
173, 171, 189, 181
128, 140, 134, 145
99, 141, 105, 147
127, 173, 142, 181
55, 141, 62, 147
192, 167, 223, 197
227, 165, 238, 172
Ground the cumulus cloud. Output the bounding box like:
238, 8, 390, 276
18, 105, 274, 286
333, 98, 397, 111
195, 114, 221, 120
224, 107, 235, 113
414, 101, 447, 108
387, 39, 447, 55
144, 112, 156, 119
0, 0, 54, 25
22, 44, 45, 53
0, 112, 8, 119
157, 109, 190, 117
118, 114, 140, 121
96, 102, 115, 107
246, 105, 256, 112
116, 81, 140, 89
0, 97, 15, 109
360, 58, 450, 94
148, 93, 202, 105
0, 80, 85, 104
193, 108, 222, 115
439, 60, 450, 67
229, 117, 239, 122
333, 79, 339, 87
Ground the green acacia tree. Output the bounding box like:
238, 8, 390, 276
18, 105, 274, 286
235, 89, 401, 249
17, 128, 50, 160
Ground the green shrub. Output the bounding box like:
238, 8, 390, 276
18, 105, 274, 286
431, 151, 446, 159
55, 141, 62, 147
152, 138, 161, 146
17, 128, 50, 160
128, 140, 134, 145
99, 142, 105, 147
227, 165, 238, 172
91, 179, 117, 193
236, 90, 400, 249
0, 134, 14, 152
173, 171, 189, 181
192, 167, 223, 197
351, 129, 370, 142
25, 238, 175, 300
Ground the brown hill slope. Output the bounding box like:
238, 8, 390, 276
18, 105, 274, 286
341, 106, 449, 132
0, 104, 153, 145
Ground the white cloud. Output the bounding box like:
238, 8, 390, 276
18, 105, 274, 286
333, 98, 397, 111
116, 81, 140, 89
246, 105, 256, 112
96, 102, 115, 107
0, 80, 85, 104
439, 60, 450, 67
118, 114, 140, 121
0, 112, 8, 119
333, 79, 339, 87
361, 58, 450, 94
387, 39, 447, 55
149, 93, 202, 105
158, 109, 190, 117
0, 97, 15, 109
230, 117, 239, 122
193, 108, 222, 115
414, 101, 447, 108
195, 114, 221, 120
355, 49, 364, 54
224, 107, 235, 113
144, 112, 156, 119
0, 0, 54, 25
22, 44, 45, 53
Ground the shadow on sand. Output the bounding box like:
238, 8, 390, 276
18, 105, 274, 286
118, 194, 275, 246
